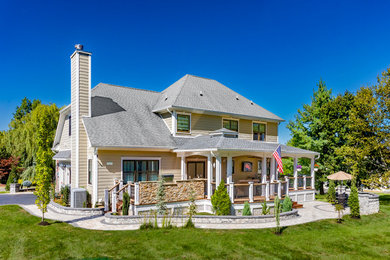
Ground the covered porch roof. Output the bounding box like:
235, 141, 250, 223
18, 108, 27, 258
173, 135, 319, 158
53, 150, 71, 161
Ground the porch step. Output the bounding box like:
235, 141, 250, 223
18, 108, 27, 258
292, 201, 303, 209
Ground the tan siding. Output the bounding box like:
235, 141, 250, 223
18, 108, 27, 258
267, 122, 278, 142
239, 119, 252, 140
161, 113, 172, 133
191, 113, 221, 136
96, 150, 181, 200
59, 116, 71, 150
232, 156, 262, 182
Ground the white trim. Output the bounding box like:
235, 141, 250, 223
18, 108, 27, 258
172, 110, 177, 137
252, 120, 267, 142
120, 157, 162, 182
88, 55, 91, 117
92, 148, 98, 206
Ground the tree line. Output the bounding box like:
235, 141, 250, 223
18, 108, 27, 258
286, 67, 389, 192
0, 98, 59, 189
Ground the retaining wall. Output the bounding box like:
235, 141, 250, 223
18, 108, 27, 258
104, 209, 299, 227
49, 201, 104, 216
358, 192, 380, 215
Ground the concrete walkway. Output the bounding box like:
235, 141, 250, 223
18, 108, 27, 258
0, 193, 348, 230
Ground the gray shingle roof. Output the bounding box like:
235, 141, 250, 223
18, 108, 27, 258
153, 75, 284, 122
83, 83, 178, 148
53, 150, 71, 160
174, 135, 318, 157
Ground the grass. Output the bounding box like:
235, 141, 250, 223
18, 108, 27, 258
0, 197, 389, 259
315, 193, 328, 202
0, 191, 9, 194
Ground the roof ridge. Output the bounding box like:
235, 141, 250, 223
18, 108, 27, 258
186, 74, 217, 81
98, 83, 161, 93
171, 74, 189, 106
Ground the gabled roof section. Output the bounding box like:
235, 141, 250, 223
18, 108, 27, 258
153, 74, 284, 122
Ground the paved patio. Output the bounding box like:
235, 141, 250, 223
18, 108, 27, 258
0, 193, 349, 230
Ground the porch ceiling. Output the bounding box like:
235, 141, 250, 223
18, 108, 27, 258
173, 135, 319, 158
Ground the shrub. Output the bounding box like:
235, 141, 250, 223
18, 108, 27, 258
327, 180, 336, 204
262, 201, 270, 215
274, 196, 282, 234
242, 201, 252, 216
348, 179, 360, 218
22, 180, 32, 188
211, 180, 231, 215
282, 195, 293, 212
60, 185, 70, 206
184, 218, 195, 228
122, 192, 130, 215
334, 203, 344, 223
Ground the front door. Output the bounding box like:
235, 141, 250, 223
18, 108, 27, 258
187, 162, 205, 179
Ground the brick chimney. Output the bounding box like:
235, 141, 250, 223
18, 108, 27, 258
70, 44, 91, 188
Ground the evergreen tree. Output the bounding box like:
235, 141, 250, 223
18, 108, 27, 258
274, 196, 282, 234
242, 201, 252, 216
156, 177, 167, 215
327, 180, 336, 204
211, 180, 231, 215
122, 192, 130, 215
281, 195, 292, 212
348, 179, 360, 218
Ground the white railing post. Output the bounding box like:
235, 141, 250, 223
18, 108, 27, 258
303, 176, 307, 190
119, 180, 124, 200
285, 176, 289, 196
207, 154, 213, 199
277, 181, 282, 198
249, 182, 254, 203
134, 182, 140, 205
293, 157, 298, 190
311, 158, 315, 189
104, 189, 109, 211
265, 182, 270, 201
127, 183, 131, 197
112, 192, 117, 213
229, 182, 234, 203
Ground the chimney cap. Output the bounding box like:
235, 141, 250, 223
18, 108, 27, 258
75, 44, 84, 50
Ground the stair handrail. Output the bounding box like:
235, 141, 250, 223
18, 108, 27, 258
116, 183, 130, 195
108, 181, 120, 192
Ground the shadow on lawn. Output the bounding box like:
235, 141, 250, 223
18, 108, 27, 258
379, 194, 390, 205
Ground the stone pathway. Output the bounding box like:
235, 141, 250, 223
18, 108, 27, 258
0, 193, 348, 230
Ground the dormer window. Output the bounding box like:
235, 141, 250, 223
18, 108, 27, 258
177, 114, 191, 133
223, 119, 238, 132
253, 122, 266, 141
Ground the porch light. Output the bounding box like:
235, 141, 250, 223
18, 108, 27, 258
297, 165, 302, 172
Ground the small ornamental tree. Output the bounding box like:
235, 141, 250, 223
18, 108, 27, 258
327, 180, 336, 204
211, 180, 231, 215
122, 192, 130, 215
274, 196, 282, 234
34, 107, 55, 225
348, 178, 360, 219
242, 201, 252, 216
156, 177, 167, 215
282, 195, 293, 212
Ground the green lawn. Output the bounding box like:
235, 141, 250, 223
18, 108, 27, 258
0, 196, 390, 259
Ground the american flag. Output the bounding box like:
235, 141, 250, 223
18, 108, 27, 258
273, 145, 284, 173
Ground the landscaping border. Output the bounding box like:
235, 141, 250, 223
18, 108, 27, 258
48, 201, 104, 216
103, 209, 299, 226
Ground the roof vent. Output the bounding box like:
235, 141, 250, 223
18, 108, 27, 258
236, 95, 239, 100
75, 44, 84, 50
199, 91, 203, 96
250, 100, 254, 105
164, 94, 168, 101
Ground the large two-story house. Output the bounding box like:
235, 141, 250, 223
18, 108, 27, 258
53, 45, 319, 214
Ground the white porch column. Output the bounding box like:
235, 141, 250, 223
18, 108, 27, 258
261, 156, 267, 197
180, 156, 187, 180
134, 182, 140, 205
303, 176, 307, 190
215, 155, 222, 187
92, 148, 99, 207
207, 154, 213, 199
227, 156, 233, 184
249, 181, 254, 203
229, 182, 234, 203
293, 157, 298, 190
284, 176, 289, 196
310, 157, 315, 189
265, 182, 270, 201
270, 157, 275, 194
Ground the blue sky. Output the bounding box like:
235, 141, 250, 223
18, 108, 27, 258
1, 0, 390, 144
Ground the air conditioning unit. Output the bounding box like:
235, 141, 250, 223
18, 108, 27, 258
71, 188, 87, 208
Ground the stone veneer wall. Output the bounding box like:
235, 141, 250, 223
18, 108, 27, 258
358, 192, 380, 215
139, 179, 206, 205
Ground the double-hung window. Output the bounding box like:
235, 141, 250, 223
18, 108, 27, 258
177, 114, 190, 133
123, 160, 159, 184
223, 119, 238, 132
253, 122, 266, 141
